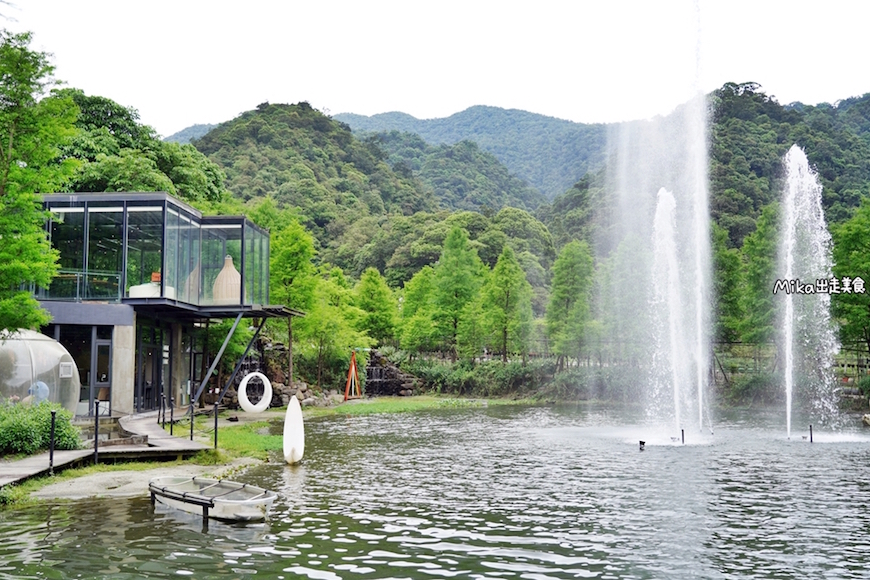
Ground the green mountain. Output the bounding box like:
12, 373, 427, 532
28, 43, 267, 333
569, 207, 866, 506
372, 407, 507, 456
536, 83, 870, 253
709, 82, 870, 246
371, 131, 546, 212
192, 102, 436, 245
163, 123, 217, 144
335, 106, 607, 200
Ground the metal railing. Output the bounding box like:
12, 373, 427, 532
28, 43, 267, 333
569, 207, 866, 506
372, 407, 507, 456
36, 270, 122, 302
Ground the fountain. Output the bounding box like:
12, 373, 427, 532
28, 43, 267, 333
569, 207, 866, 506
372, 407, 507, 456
779, 145, 840, 437
651, 188, 689, 431
605, 93, 712, 436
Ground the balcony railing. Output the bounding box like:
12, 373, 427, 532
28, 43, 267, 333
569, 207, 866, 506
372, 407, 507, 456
37, 270, 122, 302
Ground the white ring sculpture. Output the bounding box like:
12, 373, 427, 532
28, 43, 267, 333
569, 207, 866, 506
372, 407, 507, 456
238, 372, 273, 413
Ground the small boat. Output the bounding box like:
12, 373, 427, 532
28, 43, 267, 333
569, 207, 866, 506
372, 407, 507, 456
149, 476, 278, 522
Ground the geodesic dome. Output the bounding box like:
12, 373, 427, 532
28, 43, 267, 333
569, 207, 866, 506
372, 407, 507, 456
0, 329, 80, 413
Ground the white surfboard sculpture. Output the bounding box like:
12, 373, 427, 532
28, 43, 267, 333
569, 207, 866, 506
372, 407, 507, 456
283, 395, 305, 464
238, 372, 273, 413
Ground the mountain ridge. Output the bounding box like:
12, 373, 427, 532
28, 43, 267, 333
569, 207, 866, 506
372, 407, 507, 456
335, 105, 608, 199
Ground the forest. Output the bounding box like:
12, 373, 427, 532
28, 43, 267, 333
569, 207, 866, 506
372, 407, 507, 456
4, 29, 870, 404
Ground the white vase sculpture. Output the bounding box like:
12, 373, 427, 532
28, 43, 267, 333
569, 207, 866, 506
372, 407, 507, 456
212, 255, 241, 304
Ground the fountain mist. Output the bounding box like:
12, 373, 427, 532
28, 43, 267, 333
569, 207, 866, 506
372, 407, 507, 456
603, 93, 712, 435
779, 145, 840, 437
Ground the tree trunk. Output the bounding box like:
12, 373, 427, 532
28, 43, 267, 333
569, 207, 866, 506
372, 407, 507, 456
287, 317, 294, 386
502, 328, 508, 363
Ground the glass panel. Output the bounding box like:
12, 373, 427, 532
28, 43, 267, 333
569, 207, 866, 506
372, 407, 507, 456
260, 228, 270, 304
200, 223, 242, 305
136, 320, 162, 412
96, 326, 112, 340
245, 223, 254, 305
165, 209, 179, 300
47, 208, 85, 300
87, 207, 123, 300
50, 208, 84, 270
174, 212, 200, 305
96, 344, 110, 391
60, 326, 91, 413
126, 207, 164, 298
189, 221, 201, 304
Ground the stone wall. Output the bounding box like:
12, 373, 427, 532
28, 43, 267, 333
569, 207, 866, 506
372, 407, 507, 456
365, 350, 420, 396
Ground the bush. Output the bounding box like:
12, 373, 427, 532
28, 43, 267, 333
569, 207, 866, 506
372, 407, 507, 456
857, 374, 870, 397
403, 359, 556, 397
727, 372, 782, 405
0, 402, 81, 456
538, 366, 639, 401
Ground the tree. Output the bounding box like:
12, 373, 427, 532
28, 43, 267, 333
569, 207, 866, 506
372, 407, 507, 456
0, 30, 77, 331
296, 270, 371, 389
354, 267, 397, 346
431, 226, 485, 360
740, 203, 779, 346
398, 265, 437, 356
58, 88, 226, 203
270, 217, 316, 385
832, 199, 870, 356
711, 223, 744, 343
545, 240, 594, 368
480, 246, 533, 362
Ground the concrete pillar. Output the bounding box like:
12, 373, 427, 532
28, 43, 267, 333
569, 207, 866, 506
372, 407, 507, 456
112, 315, 136, 415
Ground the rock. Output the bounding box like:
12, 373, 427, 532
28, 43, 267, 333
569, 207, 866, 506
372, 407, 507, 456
295, 391, 305, 401
301, 398, 317, 407
863, 414, 870, 427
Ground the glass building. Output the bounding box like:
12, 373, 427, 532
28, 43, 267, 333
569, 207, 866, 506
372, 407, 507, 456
38, 192, 297, 417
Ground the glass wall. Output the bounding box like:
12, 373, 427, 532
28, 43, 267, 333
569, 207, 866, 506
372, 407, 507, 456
86, 205, 123, 300
43, 194, 270, 308
201, 223, 243, 305
244, 222, 269, 305
166, 209, 202, 304
126, 205, 164, 298
45, 206, 84, 300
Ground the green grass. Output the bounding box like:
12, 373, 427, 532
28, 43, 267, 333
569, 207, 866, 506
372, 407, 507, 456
210, 422, 282, 460
303, 395, 527, 417
163, 395, 532, 459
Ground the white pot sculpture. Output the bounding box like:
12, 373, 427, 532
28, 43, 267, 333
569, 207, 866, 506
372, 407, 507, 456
213, 255, 241, 304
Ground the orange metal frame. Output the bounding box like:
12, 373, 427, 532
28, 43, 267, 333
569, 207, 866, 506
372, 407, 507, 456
344, 351, 362, 401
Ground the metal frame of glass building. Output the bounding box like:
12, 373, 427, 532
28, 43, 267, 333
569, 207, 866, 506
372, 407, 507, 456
38, 192, 300, 417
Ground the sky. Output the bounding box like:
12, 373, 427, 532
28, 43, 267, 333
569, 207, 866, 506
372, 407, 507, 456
7, 1, 870, 139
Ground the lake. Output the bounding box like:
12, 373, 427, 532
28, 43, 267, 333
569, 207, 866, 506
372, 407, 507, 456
2, 403, 870, 579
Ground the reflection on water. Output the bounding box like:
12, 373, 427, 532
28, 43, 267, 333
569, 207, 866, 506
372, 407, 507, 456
3, 404, 870, 579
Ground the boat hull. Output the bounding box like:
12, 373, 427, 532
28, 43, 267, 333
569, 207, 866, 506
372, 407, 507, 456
149, 476, 277, 522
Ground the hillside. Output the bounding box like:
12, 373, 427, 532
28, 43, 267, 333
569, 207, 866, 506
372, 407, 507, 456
371, 131, 546, 212
163, 123, 217, 144
335, 106, 607, 199
192, 102, 435, 245
535, 83, 870, 252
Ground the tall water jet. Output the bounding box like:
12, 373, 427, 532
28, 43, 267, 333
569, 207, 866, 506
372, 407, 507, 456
603, 93, 712, 434
779, 145, 840, 438
651, 188, 688, 431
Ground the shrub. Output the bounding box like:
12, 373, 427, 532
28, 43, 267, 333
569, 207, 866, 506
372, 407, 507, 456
0, 402, 81, 456
403, 359, 556, 397
727, 372, 782, 405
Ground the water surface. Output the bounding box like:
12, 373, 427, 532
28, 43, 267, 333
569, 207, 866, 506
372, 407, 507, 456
2, 404, 870, 579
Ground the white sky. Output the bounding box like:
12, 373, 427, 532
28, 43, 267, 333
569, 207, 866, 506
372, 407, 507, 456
8, 0, 870, 138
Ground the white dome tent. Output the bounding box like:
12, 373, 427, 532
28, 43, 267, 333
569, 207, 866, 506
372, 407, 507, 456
0, 329, 80, 413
